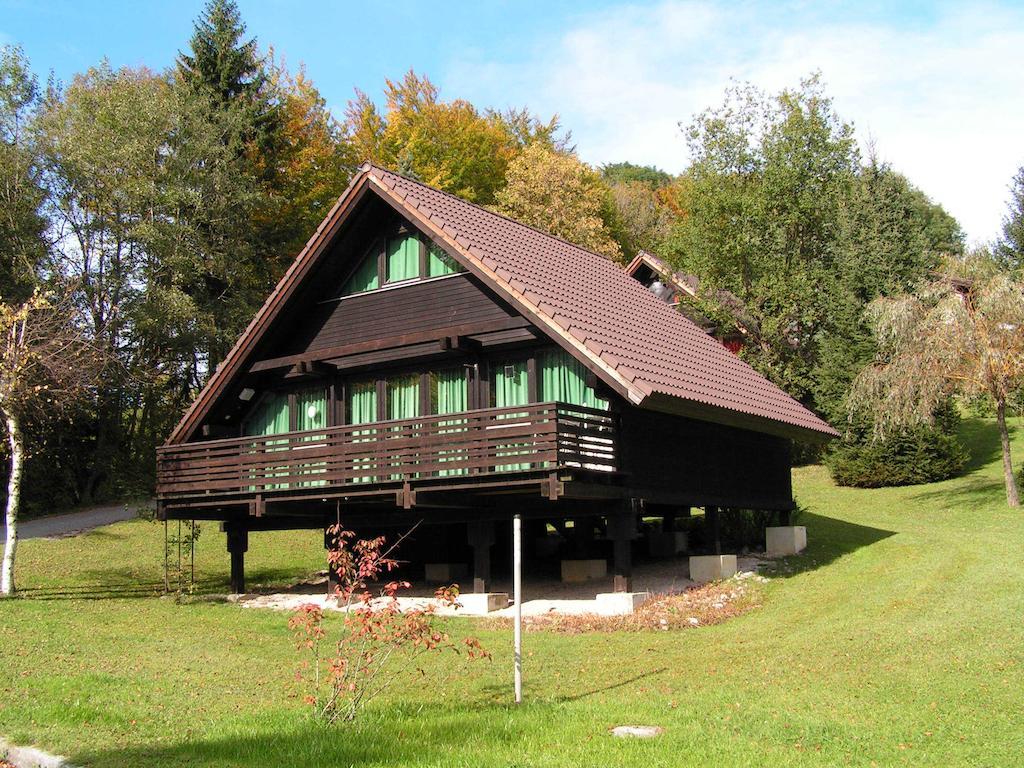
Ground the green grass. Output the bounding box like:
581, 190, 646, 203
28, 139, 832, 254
3, 416, 1024, 766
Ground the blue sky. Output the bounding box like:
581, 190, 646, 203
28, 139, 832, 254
3, 0, 1023, 243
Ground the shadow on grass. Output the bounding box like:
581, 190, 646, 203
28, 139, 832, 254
767, 511, 895, 580
17, 564, 315, 601
69, 701, 572, 768
958, 415, 1005, 473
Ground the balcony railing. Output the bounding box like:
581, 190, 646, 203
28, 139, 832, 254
156, 402, 617, 504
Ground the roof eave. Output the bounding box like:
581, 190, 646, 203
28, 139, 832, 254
637, 390, 839, 444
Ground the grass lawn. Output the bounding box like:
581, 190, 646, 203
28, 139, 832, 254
2, 416, 1024, 766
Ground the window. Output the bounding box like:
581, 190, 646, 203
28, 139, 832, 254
243, 392, 290, 436
539, 349, 608, 410
430, 369, 468, 415
428, 242, 463, 277
340, 231, 465, 297
340, 252, 379, 296
386, 235, 420, 284
491, 361, 529, 408
386, 375, 420, 420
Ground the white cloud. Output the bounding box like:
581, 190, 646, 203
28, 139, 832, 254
445, 1, 1024, 243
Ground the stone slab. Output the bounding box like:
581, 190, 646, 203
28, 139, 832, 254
689, 554, 737, 583
455, 592, 509, 614
560, 558, 607, 583
0, 737, 76, 768
424, 562, 468, 583
647, 530, 689, 558
595, 591, 652, 616
766, 526, 807, 557
610, 725, 664, 739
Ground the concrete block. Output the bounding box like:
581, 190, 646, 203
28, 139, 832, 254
595, 591, 651, 616
766, 526, 807, 556
647, 530, 689, 558
456, 592, 509, 615
689, 554, 737, 583
424, 562, 468, 583
560, 558, 607, 583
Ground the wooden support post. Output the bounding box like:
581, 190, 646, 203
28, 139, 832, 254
707, 505, 721, 555
467, 520, 495, 594
610, 503, 635, 593
226, 522, 248, 594
663, 510, 677, 533
779, 508, 792, 527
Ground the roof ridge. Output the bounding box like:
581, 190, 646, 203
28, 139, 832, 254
362, 162, 629, 267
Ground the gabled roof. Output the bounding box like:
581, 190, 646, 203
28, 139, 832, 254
167, 163, 837, 445
625, 249, 759, 337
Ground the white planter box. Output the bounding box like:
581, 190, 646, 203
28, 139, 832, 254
765, 526, 807, 557
689, 554, 737, 583
595, 591, 651, 615
456, 592, 509, 614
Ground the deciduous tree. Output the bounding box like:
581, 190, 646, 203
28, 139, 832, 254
850, 256, 1024, 506
495, 143, 622, 260
0, 291, 103, 595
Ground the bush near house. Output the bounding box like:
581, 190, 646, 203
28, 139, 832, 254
827, 403, 967, 488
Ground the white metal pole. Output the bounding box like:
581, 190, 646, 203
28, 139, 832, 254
513, 512, 523, 704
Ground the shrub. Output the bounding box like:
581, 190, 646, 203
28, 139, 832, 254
288, 524, 489, 725
827, 403, 967, 488
689, 506, 805, 552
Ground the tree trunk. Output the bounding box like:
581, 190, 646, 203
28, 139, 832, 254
996, 399, 1020, 508
2, 413, 24, 596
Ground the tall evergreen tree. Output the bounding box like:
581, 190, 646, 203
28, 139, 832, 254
177, 0, 265, 107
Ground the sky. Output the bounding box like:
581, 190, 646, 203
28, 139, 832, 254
2, 0, 1022, 244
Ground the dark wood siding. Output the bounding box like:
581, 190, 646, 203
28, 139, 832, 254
276, 274, 519, 358
619, 406, 793, 510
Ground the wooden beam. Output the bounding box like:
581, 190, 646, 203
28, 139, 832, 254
250, 317, 529, 373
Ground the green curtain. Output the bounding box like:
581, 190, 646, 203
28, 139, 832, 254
243, 392, 290, 490
296, 388, 327, 431
386, 375, 420, 480
341, 253, 379, 295
433, 369, 468, 477
427, 242, 463, 277
244, 392, 290, 436
539, 350, 608, 410
494, 361, 528, 407
387, 375, 420, 420
386, 235, 420, 283
493, 361, 531, 471
296, 388, 327, 487
348, 382, 378, 484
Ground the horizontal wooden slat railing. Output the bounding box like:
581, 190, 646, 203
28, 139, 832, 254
156, 402, 618, 501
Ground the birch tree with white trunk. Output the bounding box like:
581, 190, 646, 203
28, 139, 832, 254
0, 291, 102, 595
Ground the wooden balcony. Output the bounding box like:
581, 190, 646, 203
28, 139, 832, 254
157, 402, 618, 513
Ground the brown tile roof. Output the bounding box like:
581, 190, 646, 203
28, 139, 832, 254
364, 164, 836, 440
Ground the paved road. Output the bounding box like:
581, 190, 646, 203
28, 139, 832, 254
0, 500, 152, 541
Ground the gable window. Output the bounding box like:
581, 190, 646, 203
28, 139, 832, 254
386, 234, 420, 284
427, 242, 461, 277
340, 252, 379, 296
339, 230, 466, 298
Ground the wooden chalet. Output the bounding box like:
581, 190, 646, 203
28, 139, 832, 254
156, 164, 837, 594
